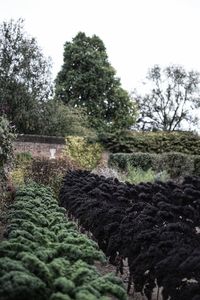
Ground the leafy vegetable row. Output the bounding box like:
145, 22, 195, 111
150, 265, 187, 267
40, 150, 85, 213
0, 183, 126, 300
60, 170, 200, 300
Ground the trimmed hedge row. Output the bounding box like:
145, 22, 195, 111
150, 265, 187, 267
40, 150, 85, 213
109, 152, 200, 178
0, 184, 126, 300
100, 131, 200, 154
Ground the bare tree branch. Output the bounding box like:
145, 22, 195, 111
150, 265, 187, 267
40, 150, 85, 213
133, 65, 200, 131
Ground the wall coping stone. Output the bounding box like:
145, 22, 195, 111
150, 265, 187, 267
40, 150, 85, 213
16, 134, 66, 145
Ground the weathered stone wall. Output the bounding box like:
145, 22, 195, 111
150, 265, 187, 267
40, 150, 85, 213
13, 135, 66, 159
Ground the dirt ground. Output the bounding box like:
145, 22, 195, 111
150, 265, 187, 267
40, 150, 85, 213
95, 260, 161, 300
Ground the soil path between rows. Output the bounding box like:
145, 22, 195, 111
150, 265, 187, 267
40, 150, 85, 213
94, 254, 161, 300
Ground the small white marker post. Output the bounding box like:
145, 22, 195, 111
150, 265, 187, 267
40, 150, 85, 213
50, 148, 56, 159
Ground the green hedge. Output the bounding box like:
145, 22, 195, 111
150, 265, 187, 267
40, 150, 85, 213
109, 152, 200, 178
101, 131, 200, 155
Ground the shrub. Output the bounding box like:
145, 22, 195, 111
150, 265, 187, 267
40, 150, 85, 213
157, 152, 195, 178
10, 168, 25, 187
10, 155, 76, 197
109, 152, 200, 178
10, 152, 33, 188
109, 152, 157, 171
0, 117, 15, 213
0, 116, 15, 168
100, 130, 200, 154
15, 152, 32, 165
64, 136, 103, 170
121, 165, 169, 184
25, 157, 76, 197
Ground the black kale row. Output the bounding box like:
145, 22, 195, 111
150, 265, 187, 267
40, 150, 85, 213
59, 171, 200, 300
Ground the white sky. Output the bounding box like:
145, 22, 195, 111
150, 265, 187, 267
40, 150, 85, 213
1, 0, 200, 93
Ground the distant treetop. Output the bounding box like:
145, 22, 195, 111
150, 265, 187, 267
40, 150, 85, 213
55, 32, 137, 132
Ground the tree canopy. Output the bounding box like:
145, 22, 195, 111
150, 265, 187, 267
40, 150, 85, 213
0, 116, 15, 168
133, 65, 200, 131
40, 100, 96, 137
0, 19, 52, 133
55, 32, 137, 132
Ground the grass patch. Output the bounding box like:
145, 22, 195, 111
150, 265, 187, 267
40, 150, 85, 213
121, 164, 169, 184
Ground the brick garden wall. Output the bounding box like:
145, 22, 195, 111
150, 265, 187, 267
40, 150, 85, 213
13, 135, 66, 159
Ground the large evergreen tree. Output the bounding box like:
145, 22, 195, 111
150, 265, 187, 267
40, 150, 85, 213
55, 32, 136, 131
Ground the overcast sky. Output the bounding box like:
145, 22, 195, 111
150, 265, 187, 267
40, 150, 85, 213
1, 0, 200, 92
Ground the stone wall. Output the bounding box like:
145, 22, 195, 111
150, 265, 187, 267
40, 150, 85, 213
13, 135, 66, 159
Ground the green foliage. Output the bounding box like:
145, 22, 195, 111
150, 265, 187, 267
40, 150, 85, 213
0, 184, 126, 300
0, 257, 27, 277
53, 277, 75, 294
10, 152, 32, 187
40, 100, 96, 137
10, 168, 25, 187
121, 165, 169, 184
55, 32, 137, 132
101, 130, 200, 154
0, 116, 15, 168
109, 152, 200, 178
158, 152, 195, 178
0, 271, 46, 300
15, 152, 32, 165
0, 19, 52, 134
0, 116, 15, 213
109, 152, 156, 171
12, 156, 76, 197
64, 136, 103, 170
50, 292, 72, 300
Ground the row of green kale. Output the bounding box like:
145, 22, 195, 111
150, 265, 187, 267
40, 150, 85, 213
0, 183, 126, 300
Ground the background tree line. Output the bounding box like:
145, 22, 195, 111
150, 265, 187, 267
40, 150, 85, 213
0, 19, 200, 137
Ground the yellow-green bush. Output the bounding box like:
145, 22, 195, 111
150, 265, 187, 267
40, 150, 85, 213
10, 168, 25, 187
64, 136, 103, 170
9, 152, 33, 188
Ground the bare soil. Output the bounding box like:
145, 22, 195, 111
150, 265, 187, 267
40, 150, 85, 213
95, 260, 161, 300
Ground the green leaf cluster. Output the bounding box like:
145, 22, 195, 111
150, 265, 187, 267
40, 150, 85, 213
40, 100, 97, 137
109, 152, 200, 178
0, 184, 126, 299
64, 136, 103, 170
101, 130, 200, 154
0, 116, 15, 168
55, 32, 137, 132
0, 116, 16, 211
0, 19, 52, 134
